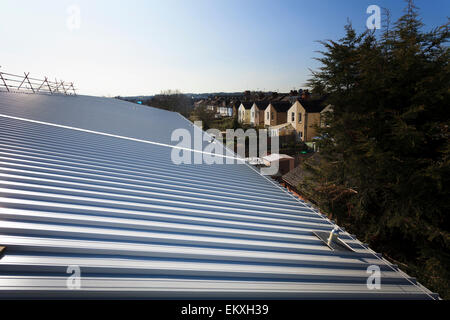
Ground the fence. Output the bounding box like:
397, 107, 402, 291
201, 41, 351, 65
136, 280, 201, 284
0, 69, 77, 95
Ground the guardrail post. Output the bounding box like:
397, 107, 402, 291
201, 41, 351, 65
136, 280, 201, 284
69, 82, 76, 95
36, 78, 45, 93
25, 72, 35, 93
0, 72, 9, 92
45, 77, 52, 94
17, 72, 27, 90
61, 81, 67, 94
54, 78, 60, 93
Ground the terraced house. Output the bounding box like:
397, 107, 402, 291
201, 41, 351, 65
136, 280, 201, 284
238, 101, 253, 124
287, 99, 328, 141
264, 101, 291, 127
250, 101, 269, 126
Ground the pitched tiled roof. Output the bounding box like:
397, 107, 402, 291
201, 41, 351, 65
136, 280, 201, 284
270, 101, 292, 112
296, 99, 327, 113
269, 122, 295, 130
282, 154, 319, 189
240, 101, 253, 109
253, 101, 270, 110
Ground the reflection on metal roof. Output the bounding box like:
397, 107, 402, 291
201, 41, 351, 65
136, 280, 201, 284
262, 154, 294, 162
0, 92, 438, 299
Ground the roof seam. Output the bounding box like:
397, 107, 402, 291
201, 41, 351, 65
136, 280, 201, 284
0, 113, 244, 162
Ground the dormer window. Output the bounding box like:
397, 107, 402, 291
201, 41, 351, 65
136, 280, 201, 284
298, 113, 302, 123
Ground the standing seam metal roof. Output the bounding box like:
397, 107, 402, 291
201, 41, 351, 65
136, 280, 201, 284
0, 92, 438, 299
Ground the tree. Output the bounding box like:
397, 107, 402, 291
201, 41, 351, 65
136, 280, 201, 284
189, 105, 215, 130
146, 90, 193, 117
304, 1, 449, 298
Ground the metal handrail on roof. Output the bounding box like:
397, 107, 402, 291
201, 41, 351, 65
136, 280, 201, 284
0, 68, 77, 95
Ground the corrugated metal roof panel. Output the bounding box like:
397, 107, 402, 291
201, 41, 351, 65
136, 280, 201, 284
0, 92, 438, 299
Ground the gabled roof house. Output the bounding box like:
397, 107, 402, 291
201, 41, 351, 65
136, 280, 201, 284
250, 101, 270, 126
238, 101, 253, 124
287, 99, 327, 141
264, 101, 292, 127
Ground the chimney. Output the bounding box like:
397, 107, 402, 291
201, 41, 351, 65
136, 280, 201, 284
271, 92, 278, 100
301, 89, 311, 100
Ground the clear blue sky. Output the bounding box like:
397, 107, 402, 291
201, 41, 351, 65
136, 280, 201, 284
1, 0, 448, 96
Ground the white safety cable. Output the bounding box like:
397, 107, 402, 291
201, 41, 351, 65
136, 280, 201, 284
0, 113, 245, 162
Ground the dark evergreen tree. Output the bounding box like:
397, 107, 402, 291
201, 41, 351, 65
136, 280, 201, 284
305, 0, 449, 298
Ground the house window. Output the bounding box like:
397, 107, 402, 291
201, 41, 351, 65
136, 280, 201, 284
291, 112, 295, 122
267, 112, 269, 120
298, 113, 302, 123
271, 112, 274, 120
252, 111, 254, 118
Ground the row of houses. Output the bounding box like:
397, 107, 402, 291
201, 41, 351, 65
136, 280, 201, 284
239, 99, 331, 142
194, 92, 332, 142
194, 91, 306, 119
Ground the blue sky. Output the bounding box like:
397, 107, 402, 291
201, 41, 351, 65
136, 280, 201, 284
0, 0, 448, 96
